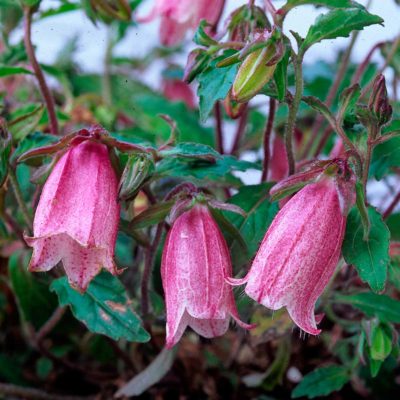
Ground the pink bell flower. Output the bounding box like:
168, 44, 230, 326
161, 204, 253, 348
25, 139, 120, 292
162, 79, 196, 109
229, 176, 354, 335
138, 0, 225, 46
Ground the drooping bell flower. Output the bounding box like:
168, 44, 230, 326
229, 165, 355, 335
162, 79, 196, 109
162, 204, 253, 348
25, 139, 120, 291
268, 135, 288, 182
138, 0, 225, 47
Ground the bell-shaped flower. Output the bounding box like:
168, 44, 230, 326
161, 204, 253, 348
138, 0, 224, 46
229, 174, 355, 335
25, 139, 120, 291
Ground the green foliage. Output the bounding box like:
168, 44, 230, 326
0, 65, 32, 77
342, 207, 390, 292
8, 253, 58, 329
336, 292, 400, 323
197, 55, 239, 122
292, 366, 350, 398
51, 272, 150, 342
301, 8, 383, 52
223, 184, 279, 265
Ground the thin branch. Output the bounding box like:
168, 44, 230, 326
24, 6, 59, 135
214, 102, 224, 154
383, 189, 400, 220
352, 41, 384, 85
36, 307, 67, 343
284, 53, 303, 174
230, 107, 248, 155
261, 98, 276, 182
0, 382, 94, 400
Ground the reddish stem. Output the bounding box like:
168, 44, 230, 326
351, 42, 384, 85
383, 189, 400, 220
230, 106, 248, 155
261, 98, 276, 182
214, 102, 224, 154
24, 7, 59, 135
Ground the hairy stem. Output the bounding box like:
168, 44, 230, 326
261, 98, 276, 182
24, 7, 59, 135
284, 53, 303, 175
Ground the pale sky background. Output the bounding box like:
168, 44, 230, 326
11, 0, 400, 79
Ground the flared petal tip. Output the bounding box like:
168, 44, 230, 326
231, 314, 257, 331
225, 276, 248, 286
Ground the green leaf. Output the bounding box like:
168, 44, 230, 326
335, 292, 400, 323
284, 0, 354, 11
51, 272, 150, 342
159, 142, 221, 161
301, 8, 383, 53
337, 84, 361, 124
386, 213, 400, 241
223, 184, 279, 265
273, 43, 290, 102
302, 96, 336, 127
130, 201, 174, 230
342, 207, 390, 292
370, 136, 400, 180
156, 155, 260, 187
0, 65, 32, 77
292, 366, 350, 399
197, 55, 239, 122
8, 252, 58, 329
8, 104, 45, 141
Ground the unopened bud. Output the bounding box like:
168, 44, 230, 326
118, 153, 154, 201
369, 74, 392, 127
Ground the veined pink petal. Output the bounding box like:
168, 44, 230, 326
245, 179, 347, 335
26, 139, 120, 291
162, 204, 252, 348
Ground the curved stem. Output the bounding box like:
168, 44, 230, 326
284, 53, 303, 175
9, 168, 33, 230
261, 97, 276, 182
24, 7, 59, 136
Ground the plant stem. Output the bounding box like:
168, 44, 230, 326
36, 307, 67, 343
8, 168, 33, 230
303, 31, 359, 159
0, 383, 94, 400
23, 7, 59, 136
141, 223, 164, 316
362, 126, 378, 198
230, 106, 248, 155
214, 102, 224, 154
383, 188, 400, 219
284, 53, 303, 175
351, 41, 384, 85
261, 97, 276, 182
